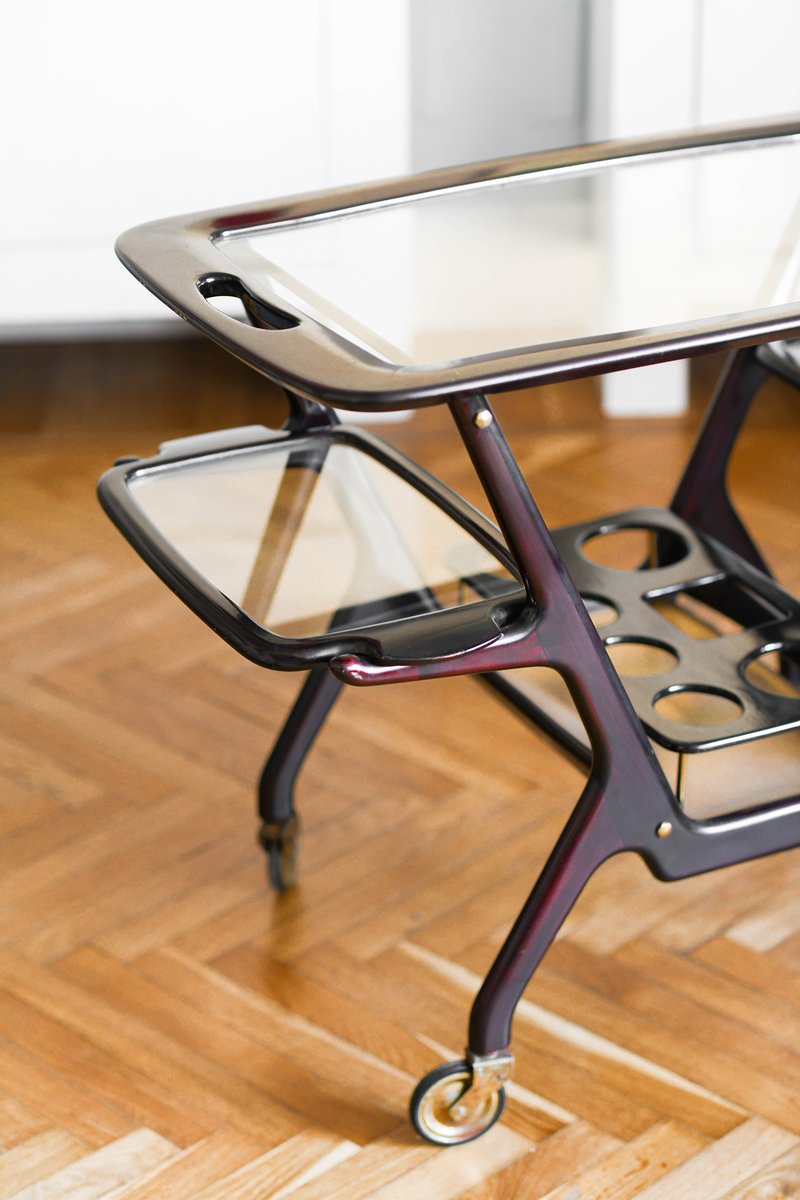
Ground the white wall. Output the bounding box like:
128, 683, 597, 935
590, 0, 800, 415
0, 0, 410, 333
404, 0, 800, 417
409, 0, 587, 170
4, 0, 800, 358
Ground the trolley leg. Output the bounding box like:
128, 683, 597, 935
468, 775, 617, 1055
410, 775, 620, 1145
670, 346, 770, 574
258, 667, 343, 890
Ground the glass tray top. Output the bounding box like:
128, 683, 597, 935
117, 120, 800, 409
128, 438, 518, 641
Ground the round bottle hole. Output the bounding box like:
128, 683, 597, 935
581, 526, 688, 572
584, 597, 619, 629
653, 686, 743, 727
743, 647, 800, 699
606, 640, 677, 677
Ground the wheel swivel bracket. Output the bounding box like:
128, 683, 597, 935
449, 1050, 515, 1123
258, 813, 298, 853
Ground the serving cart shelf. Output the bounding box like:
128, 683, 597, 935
100, 119, 800, 1146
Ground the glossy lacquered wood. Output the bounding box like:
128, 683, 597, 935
116, 120, 800, 410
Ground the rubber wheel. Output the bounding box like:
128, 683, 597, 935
409, 1059, 506, 1146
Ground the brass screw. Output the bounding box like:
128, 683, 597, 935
473, 409, 493, 429
656, 821, 673, 839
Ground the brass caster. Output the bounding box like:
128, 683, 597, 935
409, 1052, 512, 1146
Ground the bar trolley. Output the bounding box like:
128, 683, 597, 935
99, 119, 800, 1145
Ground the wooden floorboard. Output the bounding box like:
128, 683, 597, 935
0, 338, 798, 1197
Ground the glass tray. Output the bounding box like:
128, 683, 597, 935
99, 423, 526, 670
116, 119, 800, 410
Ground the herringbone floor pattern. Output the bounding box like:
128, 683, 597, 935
0, 339, 798, 1198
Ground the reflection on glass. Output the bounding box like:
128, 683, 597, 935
130, 443, 518, 637
216, 138, 800, 366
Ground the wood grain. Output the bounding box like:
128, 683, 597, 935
0, 340, 797, 1196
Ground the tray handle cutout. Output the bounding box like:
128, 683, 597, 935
197, 273, 299, 331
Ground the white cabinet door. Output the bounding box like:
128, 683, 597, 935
0, 1, 410, 332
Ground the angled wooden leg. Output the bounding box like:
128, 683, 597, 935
258, 667, 343, 889
670, 346, 771, 574
468, 774, 618, 1054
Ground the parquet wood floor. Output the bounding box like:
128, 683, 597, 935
0, 338, 798, 1198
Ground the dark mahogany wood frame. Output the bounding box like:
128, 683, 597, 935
323, 347, 800, 1055
102, 120, 800, 1119
101, 344, 800, 1064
